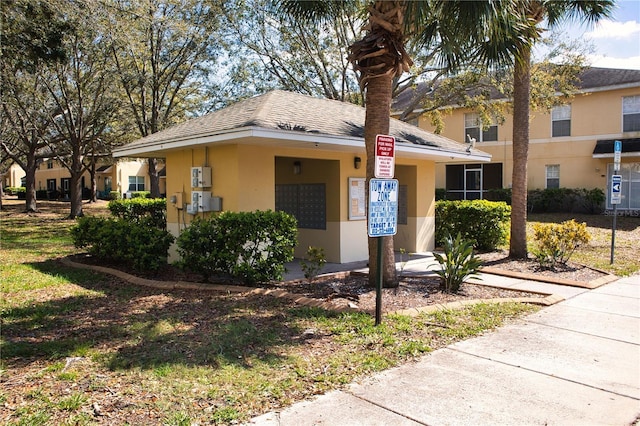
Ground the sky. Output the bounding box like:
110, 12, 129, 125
552, 0, 640, 70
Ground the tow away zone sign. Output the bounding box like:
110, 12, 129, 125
368, 178, 399, 237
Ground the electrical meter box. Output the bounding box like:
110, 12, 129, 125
191, 167, 212, 188
170, 192, 184, 208
189, 191, 212, 213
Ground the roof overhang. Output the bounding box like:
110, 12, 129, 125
592, 138, 640, 159
113, 126, 491, 163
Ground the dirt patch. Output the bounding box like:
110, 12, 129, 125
270, 273, 545, 313
476, 250, 608, 283
70, 255, 547, 314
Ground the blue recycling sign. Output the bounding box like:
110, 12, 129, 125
368, 178, 399, 237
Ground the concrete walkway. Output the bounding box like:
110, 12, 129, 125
249, 262, 640, 425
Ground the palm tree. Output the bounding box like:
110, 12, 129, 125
503, 0, 613, 259
273, 1, 528, 287
272, 0, 531, 286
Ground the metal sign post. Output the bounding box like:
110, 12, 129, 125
610, 140, 622, 264
368, 178, 398, 325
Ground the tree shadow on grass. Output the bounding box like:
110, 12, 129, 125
4, 259, 340, 372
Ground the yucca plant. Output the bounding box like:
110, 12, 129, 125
432, 233, 482, 294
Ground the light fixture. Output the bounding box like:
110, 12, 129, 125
354, 156, 362, 169
293, 161, 301, 175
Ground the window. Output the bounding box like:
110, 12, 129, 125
47, 160, 53, 169
464, 113, 497, 142
128, 176, 145, 191
607, 163, 640, 210
623, 95, 640, 132
546, 165, 560, 189
552, 105, 571, 137
445, 163, 503, 200
46, 179, 56, 191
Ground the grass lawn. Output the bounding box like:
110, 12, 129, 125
1, 199, 637, 425
527, 212, 640, 277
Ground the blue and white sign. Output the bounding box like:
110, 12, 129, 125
611, 174, 622, 205
368, 178, 398, 237
614, 139, 622, 171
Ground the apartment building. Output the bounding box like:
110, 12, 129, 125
34, 158, 161, 199
394, 67, 640, 212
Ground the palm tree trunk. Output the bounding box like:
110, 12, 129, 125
509, 45, 531, 259
365, 74, 398, 288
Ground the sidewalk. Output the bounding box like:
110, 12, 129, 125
250, 262, 640, 425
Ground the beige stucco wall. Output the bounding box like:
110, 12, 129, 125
33, 159, 152, 197
4, 164, 25, 188
424, 86, 640, 192
164, 140, 438, 264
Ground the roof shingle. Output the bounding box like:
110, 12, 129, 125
116, 90, 479, 157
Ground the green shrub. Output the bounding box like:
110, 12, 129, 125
485, 188, 512, 204
527, 188, 605, 214
435, 200, 510, 251
5, 186, 25, 195
71, 216, 174, 271
176, 210, 297, 284
108, 198, 166, 230
432, 233, 482, 294
109, 191, 121, 200
300, 246, 326, 283
578, 188, 605, 214
531, 219, 591, 268
130, 191, 151, 199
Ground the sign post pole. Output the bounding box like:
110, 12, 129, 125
610, 140, 622, 264
369, 134, 397, 326
376, 237, 383, 325
368, 178, 398, 325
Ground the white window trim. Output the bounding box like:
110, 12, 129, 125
551, 105, 571, 137
464, 112, 497, 142
622, 95, 640, 133
545, 164, 560, 189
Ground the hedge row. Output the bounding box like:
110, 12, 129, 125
176, 210, 297, 284
437, 187, 605, 214
71, 216, 174, 271
435, 200, 511, 251
108, 198, 167, 230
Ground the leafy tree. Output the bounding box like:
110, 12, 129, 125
1, 70, 54, 212
39, 4, 123, 218
105, 0, 225, 197
221, 0, 363, 106
0, 0, 72, 71
0, 0, 73, 212
404, 38, 591, 133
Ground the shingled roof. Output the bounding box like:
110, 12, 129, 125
392, 67, 640, 113
113, 90, 489, 161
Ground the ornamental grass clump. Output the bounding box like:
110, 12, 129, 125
532, 219, 591, 268
432, 233, 482, 294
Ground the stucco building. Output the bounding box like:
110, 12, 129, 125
33, 158, 160, 199
113, 90, 489, 263
394, 67, 640, 212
